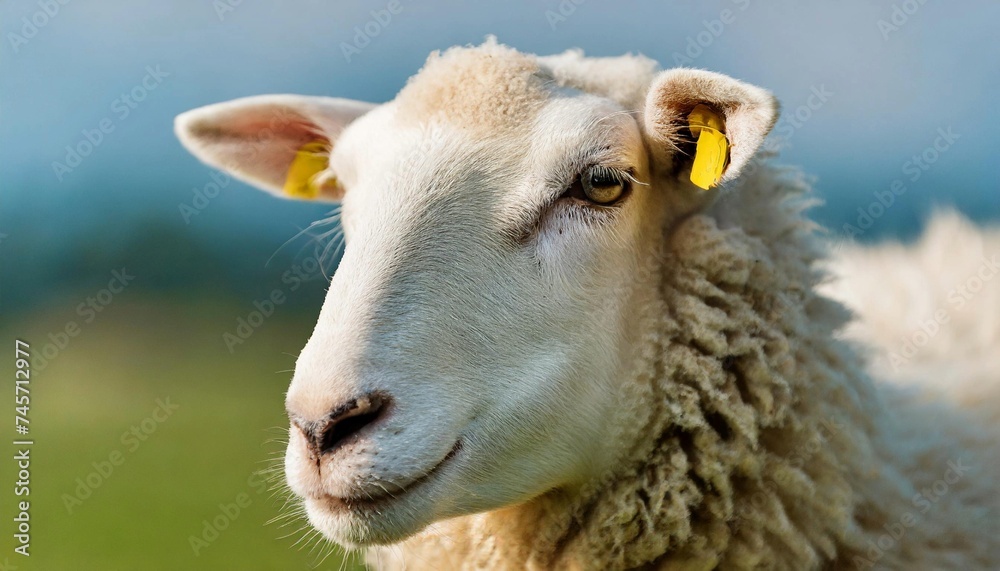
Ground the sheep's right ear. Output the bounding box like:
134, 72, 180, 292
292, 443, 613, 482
643, 69, 778, 190
175, 95, 376, 202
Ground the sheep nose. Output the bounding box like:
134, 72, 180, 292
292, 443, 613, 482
292, 393, 389, 458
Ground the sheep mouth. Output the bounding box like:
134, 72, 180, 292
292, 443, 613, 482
316, 440, 462, 513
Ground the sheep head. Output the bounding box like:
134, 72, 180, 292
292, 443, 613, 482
175, 41, 778, 548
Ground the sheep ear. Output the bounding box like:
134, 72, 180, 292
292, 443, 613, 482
643, 69, 778, 189
175, 95, 376, 202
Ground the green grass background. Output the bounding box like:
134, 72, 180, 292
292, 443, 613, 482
2, 297, 365, 570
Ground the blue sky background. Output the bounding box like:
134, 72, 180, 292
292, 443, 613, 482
2, 0, 998, 312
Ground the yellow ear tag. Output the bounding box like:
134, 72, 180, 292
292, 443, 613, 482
687, 104, 729, 190
283, 141, 332, 200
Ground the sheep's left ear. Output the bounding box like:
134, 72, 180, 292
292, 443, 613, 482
175, 95, 376, 202
643, 69, 778, 190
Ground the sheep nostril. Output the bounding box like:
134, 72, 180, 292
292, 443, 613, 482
306, 393, 387, 456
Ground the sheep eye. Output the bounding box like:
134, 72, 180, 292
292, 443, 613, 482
580, 165, 628, 205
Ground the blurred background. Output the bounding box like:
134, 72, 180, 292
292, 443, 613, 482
1, 1, 997, 569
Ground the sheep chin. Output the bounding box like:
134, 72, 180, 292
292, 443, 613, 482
303, 480, 440, 547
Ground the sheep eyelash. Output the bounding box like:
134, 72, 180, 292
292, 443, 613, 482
618, 168, 648, 188
588, 165, 648, 190
561, 164, 647, 207
513, 163, 645, 239
587, 164, 628, 186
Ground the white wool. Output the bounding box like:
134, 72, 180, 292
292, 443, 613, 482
821, 211, 1000, 421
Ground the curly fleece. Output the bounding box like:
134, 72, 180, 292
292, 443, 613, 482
371, 162, 999, 570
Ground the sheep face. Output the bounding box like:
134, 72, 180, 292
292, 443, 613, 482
286, 99, 662, 547
175, 43, 777, 548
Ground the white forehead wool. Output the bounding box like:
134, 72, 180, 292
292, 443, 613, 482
394, 38, 553, 132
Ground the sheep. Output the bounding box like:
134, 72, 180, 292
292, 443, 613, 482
174, 39, 999, 570
820, 211, 1000, 423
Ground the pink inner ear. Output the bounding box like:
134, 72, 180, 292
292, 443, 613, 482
177, 95, 376, 200
225, 113, 330, 180
178, 102, 334, 197
202, 103, 326, 147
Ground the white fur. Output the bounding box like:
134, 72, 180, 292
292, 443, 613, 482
821, 211, 1000, 420
175, 41, 998, 569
